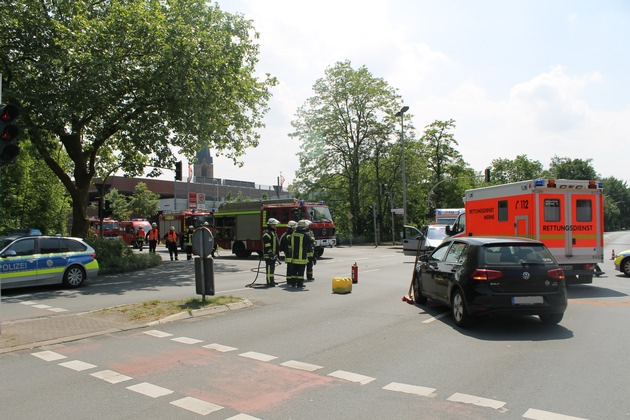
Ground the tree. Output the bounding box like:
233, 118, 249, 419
291, 61, 401, 235
601, 176, 630, 231
129, 182, 160, 218
548, 156, 598, 180
0, 139, 71, 235
105, 189, 131, 221
1, 0, 276, 237
489, 155, 544, 184
420, 120, 473, 213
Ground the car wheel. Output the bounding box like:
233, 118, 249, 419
622, 258, 630, 277
539, 313, 564, 325
451, 288, 472, 328
62, 265, 86, 288
412, 272, 427, 305
233, 241, 251, 258
314, 247, 324, 258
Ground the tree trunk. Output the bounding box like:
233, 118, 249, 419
70, 185, 90, 238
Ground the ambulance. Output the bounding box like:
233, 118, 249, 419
446, 179, 604, 284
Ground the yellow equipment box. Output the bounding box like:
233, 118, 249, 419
332, 277, 352, 294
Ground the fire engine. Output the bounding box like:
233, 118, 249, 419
446, 179, 604, 284
88, 218, 120, 239
213, 198, 336, 258
118, 219, 153, 248
158, 208, 214, 249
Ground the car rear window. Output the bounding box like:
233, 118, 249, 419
64, 238, 87, 252
482, 245, 556, 266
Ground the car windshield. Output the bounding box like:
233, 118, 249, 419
307, 206, 333, 223
427, 226, 446, 240
482, 244, 557, 266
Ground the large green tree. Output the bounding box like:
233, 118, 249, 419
1, 0, 276, 237
489, 155, 544, 184
291, 61, 401, 235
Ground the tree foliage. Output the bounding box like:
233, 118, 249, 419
548, 156, 599, 180
130, 182, 160, 218
1, 0, 276, 237
0, 139, 71, 235
489, 155, 544, 184
291, 61, 401, 235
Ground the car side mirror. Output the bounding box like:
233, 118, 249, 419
419, 254, 429, 262
1, 250, 17, 258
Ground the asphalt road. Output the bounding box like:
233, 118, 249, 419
1, 234, 630, 419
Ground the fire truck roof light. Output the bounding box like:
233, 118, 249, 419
319, 201, 325, 205
299, 200, 305, 205
535, 179, 544, 187
547, 179, 556, 188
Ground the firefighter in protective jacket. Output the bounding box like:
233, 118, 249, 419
262, 218, 280, 287
288, 219, 314, 288
280, 220, 298, 284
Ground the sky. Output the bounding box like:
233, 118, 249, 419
203, 0, 630, 188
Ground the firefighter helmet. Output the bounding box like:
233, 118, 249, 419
297, 220, 307, 229
287, 220, 298, 229
188, 225, 194, 229
170, 226, 175, 230
152, 222, 157, 227
267, 218, 280, 225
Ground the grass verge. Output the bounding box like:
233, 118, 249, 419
103, 296, 244, 322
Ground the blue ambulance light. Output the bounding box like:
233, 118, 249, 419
299, 200, 305, 205
534, 179, 544, 187
319, 201, 325, 205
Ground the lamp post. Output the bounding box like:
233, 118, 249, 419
395, 105, 409, 226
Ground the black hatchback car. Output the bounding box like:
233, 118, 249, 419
412, 236, 567, 327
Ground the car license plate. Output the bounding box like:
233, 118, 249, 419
512, 296, 543, 305
560, 265, 573, 271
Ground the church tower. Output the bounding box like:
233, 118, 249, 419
193, 146, 213, 182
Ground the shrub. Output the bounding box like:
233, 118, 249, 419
85, 237, 162, 275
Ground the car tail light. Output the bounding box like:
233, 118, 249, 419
90, 253, 97, 259
548, 268, 565, 279
472, 269, 503, 281
584, 263, 595, 271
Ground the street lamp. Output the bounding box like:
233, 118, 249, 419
395, 105, 409, 226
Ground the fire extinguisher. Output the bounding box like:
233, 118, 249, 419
351, 262, 358, 284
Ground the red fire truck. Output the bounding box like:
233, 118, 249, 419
88, 218, 120, 239
158, 208, 214, 249
213, 199, 336, 258
446, 178, 604, 284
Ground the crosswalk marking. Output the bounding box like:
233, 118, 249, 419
447, 392, 506, 410
91, 370, 133, 384
280, 360, 323, 372
523, 408, 589, 420
203, 343, 238, 352
31, 351, 67, 361
383, 382, 437, 397
239, 351, 278, 362
328, 370, 375, 385
127, 382, 174, 398
59, 360, 97, 371
143, 329, 173, 338
170, 397, 223, 415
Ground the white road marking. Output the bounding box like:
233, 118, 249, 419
203, 343, 238, 352
19, 301, 37, 305
383, 382, 437, 397
447, 392, 506, 410
170, 397, 223, 415
226, 414, 261, 420
143, 329, 173, 338
422, 311, 450, 323
59, 360, 97, 371
280, 360, 323, 372
47, 307, 69, 313
32, 351, 67, 361
127, 382, 174, 398
523, 408, 589, 420
33, 304, 52, 309
238, 351, 278, 362
91, 370, 133, 384
171, 337, 204, 344
328, 370, 376, 385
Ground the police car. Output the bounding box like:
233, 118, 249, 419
0, 235, 99, 290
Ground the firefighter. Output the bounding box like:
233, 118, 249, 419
305, 220, 316, 281
136, 225, 146, 252
164, 226, 179, 261
146, 222, 160, 254
184, 225, 195, 260
289, 219, 314, 288
280, 220, 298, 286
262, 218, 280, 287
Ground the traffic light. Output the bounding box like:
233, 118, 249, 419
484, 168, 491, 183
0, 104, 20, 165
175, 161, 182, 181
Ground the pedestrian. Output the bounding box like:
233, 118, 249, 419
146, 222, 160, 254
288, 219, 314, 288
280, 220, 298, 286
262, 218, 280, 287
136, 225, 146, 252
184, 225, 195, 260
305, 220, 316, 281
164, 226, 179, 261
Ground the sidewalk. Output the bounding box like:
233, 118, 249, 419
0, 300, 253, 354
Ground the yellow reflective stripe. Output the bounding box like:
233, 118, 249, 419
0, 269, 36, 278
85, 260, 99, 269
37, 267, 65, 276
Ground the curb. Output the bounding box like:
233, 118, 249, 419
145, 300, 253, 325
